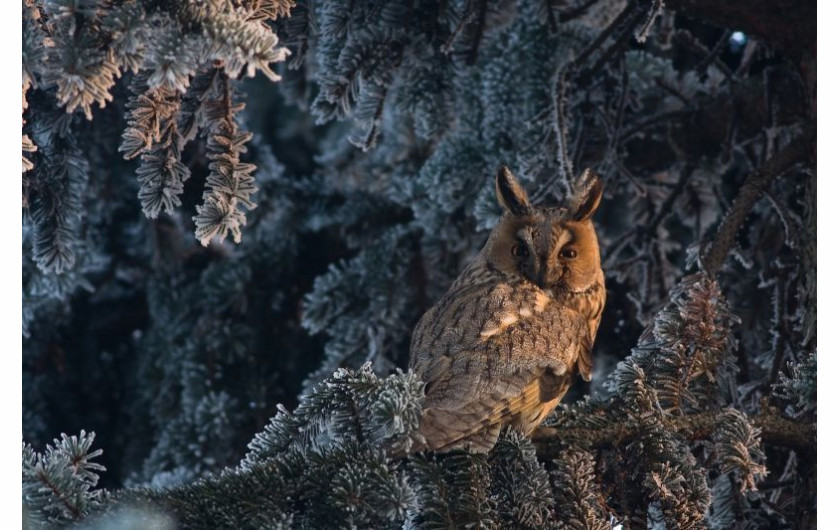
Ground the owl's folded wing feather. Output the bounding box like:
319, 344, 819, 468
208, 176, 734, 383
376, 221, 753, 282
576, 287, 605, 383
415, 303, 590, 452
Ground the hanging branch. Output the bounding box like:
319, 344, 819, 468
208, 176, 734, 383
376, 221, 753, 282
193, 73, 259, 246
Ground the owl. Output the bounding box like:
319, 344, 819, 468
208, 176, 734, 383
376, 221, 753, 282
409, 165, 605, 453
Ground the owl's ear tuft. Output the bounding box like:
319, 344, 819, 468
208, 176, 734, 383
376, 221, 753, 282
570, 169, 603, 221
495, 165, 532, 216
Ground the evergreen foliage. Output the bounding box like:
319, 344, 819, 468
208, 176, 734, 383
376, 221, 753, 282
551, 447, 612, 530
22, 0, 816, 528
23, 431, 106, 525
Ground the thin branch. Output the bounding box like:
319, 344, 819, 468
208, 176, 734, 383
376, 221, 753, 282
618, 110, 695, 145
757, 479, 795, 491
360, 87, 387, 152
555, 0, 602, 23
545, 0, 558, 32
221, 72, 233, 125
37, 469, 82, 519
569, 2, 637, 70
644, 167, 693, 236
654, 76, 692, 107
765, 267, 791, 389
466, 0, 487, 66
695, 29, 732, 77
553, 69, 574, 194
440, 4, 475, 55
635, 0, 664, 43
604, 227, 637, 264
613, 157, 646, 195
764, 188, 798, 248
578, 9, 645, 83
606, 66, 629, 157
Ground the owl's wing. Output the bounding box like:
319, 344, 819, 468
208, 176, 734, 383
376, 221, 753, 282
576, 304, 602, 383
573, 278, 607, 383
416, 302, 590, 452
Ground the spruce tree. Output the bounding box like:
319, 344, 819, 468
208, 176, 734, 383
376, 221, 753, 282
23, 0, 816, 528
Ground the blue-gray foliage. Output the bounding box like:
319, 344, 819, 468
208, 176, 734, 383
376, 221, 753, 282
22, 0, 815, 527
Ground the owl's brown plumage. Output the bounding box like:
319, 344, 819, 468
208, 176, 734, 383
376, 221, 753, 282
409, 165, 605, 452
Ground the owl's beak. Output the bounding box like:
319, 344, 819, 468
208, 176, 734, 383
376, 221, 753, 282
535, 259, 560, 289
535, 261, 565, 289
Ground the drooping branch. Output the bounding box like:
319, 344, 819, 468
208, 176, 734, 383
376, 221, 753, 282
701, 125, 815, 275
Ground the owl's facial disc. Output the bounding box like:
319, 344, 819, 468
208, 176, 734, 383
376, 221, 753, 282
510, 217, 599, 293
485, 204, 601, 293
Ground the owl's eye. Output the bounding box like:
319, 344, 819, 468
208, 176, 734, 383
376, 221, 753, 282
511, 242, 529, 258
560, 248, 578, 259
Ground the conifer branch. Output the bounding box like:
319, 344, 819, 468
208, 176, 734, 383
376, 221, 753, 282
21, 1, 817, 527
193, 73, 259, 246
23, 431, 106, 523
532, 409, 815, 460
701, 125, 815, 275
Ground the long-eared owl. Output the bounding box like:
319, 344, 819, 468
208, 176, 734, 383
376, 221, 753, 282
409, 165, 606, 452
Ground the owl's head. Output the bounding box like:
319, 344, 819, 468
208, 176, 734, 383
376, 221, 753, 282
483, 165, 604, 293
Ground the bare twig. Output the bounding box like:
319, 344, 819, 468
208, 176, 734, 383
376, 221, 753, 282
578, 9, 645, 83
644, 167, 693, 235
766, 273, 789, 388
569, 2, 637, 70
440, 4, 475, 54
606, 66, 629, 157
695, 29, 732, 77
552, 69, 574, 195
467, 0, 487, 66
654, 76, 692, 107
635, 0, 664, 43
764, 188, 799, 249
618, 109, 695, 145
556, 0, 602, 23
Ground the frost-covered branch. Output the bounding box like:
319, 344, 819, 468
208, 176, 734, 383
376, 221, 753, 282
702, 125, 816, 275
533, 408, 815, 459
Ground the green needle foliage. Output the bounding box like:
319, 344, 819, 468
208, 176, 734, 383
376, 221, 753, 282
22, 0, 816, 528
